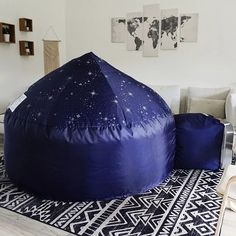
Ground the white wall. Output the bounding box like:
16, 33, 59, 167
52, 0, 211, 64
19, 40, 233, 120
66, 0, 236, 88
1, 0, 236, 111
0, 0, 66, 111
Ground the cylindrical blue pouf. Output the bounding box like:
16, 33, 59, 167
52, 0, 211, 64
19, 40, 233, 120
4, 52, 175, 201
174, 113, 224, 170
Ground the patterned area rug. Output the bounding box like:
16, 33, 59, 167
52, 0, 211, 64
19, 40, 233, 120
0, 157, 222, 236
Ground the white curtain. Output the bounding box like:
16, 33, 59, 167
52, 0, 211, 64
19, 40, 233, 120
43, 40, 60, 75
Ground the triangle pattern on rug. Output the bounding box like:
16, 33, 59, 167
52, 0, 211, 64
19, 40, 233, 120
0, 160, 223, 236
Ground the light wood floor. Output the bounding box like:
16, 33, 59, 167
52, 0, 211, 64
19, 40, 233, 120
221, 209, 236, 236
0, 143, 236, 235
0, 208, 74, 236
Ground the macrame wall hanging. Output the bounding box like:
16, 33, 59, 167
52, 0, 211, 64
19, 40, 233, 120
43, 26, 61, 75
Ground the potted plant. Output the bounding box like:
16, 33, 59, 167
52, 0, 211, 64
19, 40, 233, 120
2, 27, 10, 42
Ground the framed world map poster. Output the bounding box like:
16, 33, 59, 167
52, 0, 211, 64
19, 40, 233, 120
180, 13, 199, 42
126, 12, 143, 51
111, 18, 126, 43
161, 8, 179, 50
143, 4, 160, 57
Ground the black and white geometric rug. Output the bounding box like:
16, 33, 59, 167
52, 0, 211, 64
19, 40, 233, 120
0, 157, 223, 236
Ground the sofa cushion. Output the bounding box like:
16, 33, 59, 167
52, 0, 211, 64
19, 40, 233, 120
187, 87, 230, 117
148, 85, 180, 114
188, 87, 230, 100
188, 97, 225, 119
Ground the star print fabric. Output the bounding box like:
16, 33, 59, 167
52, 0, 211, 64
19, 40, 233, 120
14, 52, 170, 129
4, 52, 175, 201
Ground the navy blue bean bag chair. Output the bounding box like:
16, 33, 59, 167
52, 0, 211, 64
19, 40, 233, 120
4, 52, 175, 201
174, 113, 224, 170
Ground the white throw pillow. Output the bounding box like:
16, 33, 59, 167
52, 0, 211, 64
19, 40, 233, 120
148, 85, 180, 114
225, 89, 236, 127
188, 97, 225, 118
187, 87, 230, 116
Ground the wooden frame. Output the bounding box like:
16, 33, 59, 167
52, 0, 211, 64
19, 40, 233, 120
19, 18, 33, 32
19, 41, 34, 56
0, 22, 15, 43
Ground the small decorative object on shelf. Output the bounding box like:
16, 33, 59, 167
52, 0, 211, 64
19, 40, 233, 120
19, 41, 34, 56
0, 22, 15, 43
19, 18, 33, 32
3, 27, 10, 42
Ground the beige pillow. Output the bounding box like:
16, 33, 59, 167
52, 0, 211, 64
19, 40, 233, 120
188, 97, 225, 118
188, 87, 230, 100
187, 87, 230, 113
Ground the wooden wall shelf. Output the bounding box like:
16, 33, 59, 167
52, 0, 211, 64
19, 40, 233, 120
19, 41, 34, 56
19, 18, 33, 32
0, 22, 15, 43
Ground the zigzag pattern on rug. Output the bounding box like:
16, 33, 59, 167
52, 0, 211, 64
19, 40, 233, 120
0, 159, 222, 236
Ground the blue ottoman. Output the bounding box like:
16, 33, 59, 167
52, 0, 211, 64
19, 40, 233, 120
174, 113, 224, 170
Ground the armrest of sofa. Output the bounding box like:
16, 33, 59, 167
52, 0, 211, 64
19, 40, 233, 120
0, 113, 4, 134
226, 90, 236, 127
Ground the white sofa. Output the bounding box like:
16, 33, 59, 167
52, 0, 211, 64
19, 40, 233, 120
149, 84, 236, 127
0, 84, 30, 136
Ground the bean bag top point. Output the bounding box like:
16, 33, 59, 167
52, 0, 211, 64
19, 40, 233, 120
4, 52, 175, 201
